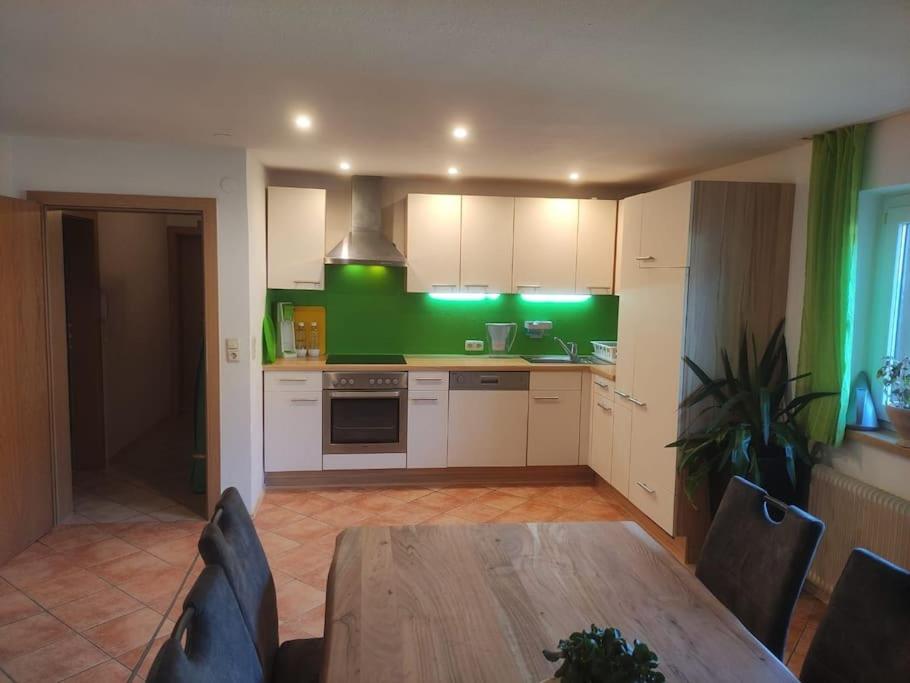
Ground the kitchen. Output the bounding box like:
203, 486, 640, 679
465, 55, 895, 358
262, 169, 793, 551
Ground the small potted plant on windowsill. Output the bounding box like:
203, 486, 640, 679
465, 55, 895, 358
877, 356, 910, 446
541, 625, 665, 683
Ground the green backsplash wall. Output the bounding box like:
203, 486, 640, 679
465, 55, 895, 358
266, 265, 617, 357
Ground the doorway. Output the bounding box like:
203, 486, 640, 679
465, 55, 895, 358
30, 192, 220, 522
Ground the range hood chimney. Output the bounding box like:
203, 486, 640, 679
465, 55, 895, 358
324, 176, 407, 267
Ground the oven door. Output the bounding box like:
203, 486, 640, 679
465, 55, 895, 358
323, 390, 408, 454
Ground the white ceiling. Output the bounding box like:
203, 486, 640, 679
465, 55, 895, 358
1, 0, 909, 185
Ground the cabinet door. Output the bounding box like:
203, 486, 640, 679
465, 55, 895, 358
447, 392, 528, 467
513, 198, 579, 294
407, 390, 448, 468
589, 392, 614, 481
527, 389, 581, 465
406, 194, 462, 293
615, 194, 643, 294
610, 399, 632, 497
264, 390, 322, 472
627, 268, 688, 533
267, 187, 326, 290
461, 196, 514, 294
576, 199, 617, 294
614, 277, 641, 400
639, 182, 692, 268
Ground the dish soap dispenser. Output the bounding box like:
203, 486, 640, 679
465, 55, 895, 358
308, 321, 320, 358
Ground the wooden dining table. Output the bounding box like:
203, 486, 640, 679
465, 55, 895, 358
322, 521, 798, 682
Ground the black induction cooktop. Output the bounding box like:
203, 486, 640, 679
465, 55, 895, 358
325, 354, 407, 365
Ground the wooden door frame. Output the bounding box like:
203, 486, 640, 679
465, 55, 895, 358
28, 191, 220, 518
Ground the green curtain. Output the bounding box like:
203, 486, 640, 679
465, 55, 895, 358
797, 124, 868, 445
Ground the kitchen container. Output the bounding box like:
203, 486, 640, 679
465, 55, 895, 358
591, 340, 617, 363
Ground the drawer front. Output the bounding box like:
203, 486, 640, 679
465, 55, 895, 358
264, 371, 322, 392
409, 371, 449, 389
407, 390, 448, 468
530, 370, 582, 391
264, 391, 323, 472
527, 389, 581, 466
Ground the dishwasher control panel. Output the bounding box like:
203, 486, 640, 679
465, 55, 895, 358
449, 371, 530, 390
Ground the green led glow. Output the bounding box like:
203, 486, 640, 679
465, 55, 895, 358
519, 293, 592, 303
428, 292, 501, 301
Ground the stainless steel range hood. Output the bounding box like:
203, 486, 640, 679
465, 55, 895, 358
325, 176, 407, 267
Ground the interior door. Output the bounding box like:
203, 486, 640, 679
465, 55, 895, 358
0, 196, 54, 564
62, 214, 106, 469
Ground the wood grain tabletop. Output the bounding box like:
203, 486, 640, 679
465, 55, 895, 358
322, 521, 797, 682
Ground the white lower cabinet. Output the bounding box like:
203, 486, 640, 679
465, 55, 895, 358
610, 399, 632, 497
589, 388, 614, 481
264, 390, 323, 472
407, 390, 448, 468
527, 372, 581, 466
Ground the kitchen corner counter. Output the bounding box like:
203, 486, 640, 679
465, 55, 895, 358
263, 355, 616, 381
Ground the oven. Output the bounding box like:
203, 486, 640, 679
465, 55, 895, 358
322, 371, 408, 454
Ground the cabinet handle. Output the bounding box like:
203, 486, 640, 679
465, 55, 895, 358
411, 397, 439, 403
615, 390, 630, 399
462, 284, 489, 289
279, 378, 309, 383
431, 284, 458, 290
293, 280, 322, 284
290, 398, 318, 404
587, 286, 613, 293
593, 378, 609, 388
627, 396, 647, 407
634, 256, 655, 261
414, 377, 443, 383
636, 481, 656, 494
597, 401, 612, 412
516, 284, 542, 289
533, 395, 560, 401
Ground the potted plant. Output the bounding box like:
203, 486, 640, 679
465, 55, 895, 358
877, 356, 910, 446
667, 320, 835, 510
541, 625, 665, 683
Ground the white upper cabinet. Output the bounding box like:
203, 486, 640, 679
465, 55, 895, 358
575, 199, 617, 294
460, 195, 514, 294
513, 198, 579, 294
267, 187, 327, 290
616, 193, 643, 294
406, 194, 462, 293
639, 182, 693, 268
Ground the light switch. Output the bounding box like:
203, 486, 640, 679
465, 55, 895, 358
226, 338, 240, 363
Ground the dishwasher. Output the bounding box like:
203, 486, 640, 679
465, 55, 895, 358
447, 371, 529, 467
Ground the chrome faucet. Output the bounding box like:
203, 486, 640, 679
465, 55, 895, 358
553, 337, 578, 362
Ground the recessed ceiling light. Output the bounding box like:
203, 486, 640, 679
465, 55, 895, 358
294, 114, 313, 130
569, 171, 581, 181
452, 126, 469, 140
339, 160, 351, 171
447, 166, 460, 176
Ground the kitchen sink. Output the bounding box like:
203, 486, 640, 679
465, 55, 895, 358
520, 354, 609, 365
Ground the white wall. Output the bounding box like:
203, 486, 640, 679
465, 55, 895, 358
246, 151, 267, 509
684, 113, 910, 501
96, 211, 171, 458
0, 135, 12, 196
2, 134, 259, 509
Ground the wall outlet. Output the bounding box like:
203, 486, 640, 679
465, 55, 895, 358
464, 339, 484, 352
225, 338, 240, 363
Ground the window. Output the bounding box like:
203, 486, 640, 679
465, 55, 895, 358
887, 217, 910, 357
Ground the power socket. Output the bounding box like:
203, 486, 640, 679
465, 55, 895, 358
464, 339, 484, 352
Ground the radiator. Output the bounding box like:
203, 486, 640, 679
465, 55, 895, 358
807, 464, 910, 598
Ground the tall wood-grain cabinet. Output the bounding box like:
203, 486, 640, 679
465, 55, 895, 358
267, 187, 327, 289
513, 198, 579, 294
612, 181, 794, 542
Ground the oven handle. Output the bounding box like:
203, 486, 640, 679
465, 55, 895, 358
328, 391, 403, 399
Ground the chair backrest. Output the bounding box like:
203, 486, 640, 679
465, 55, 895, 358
800, 548, 910, 683
146, 565, 265, 683
695, 475, 825, 659
198, 487, 279, 681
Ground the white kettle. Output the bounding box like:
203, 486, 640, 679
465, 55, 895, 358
486, 322, 517, 357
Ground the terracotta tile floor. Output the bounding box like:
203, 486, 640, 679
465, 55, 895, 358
0, 472, 824, 681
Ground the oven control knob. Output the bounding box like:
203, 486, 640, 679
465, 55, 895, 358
393, 378, 399, 385
383, 378, 391, 385
369, 378, 375, 385
339, 378, 348, 385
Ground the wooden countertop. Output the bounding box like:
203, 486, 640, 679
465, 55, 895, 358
322, 521, 797, 682
264, 354, 616, 381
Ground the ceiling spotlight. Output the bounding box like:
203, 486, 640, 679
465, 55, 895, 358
294, 114, 313, 130
339, 160, 351, 171
447, 166, 460, 176
569, 171, 581, 182
452, 126, 469, 140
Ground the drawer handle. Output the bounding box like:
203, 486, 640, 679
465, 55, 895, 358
411, 397, 439, 403
593, 378, 609, 388
634, 256, 655, 261
279, 378, 309, 383
636, 481, 656, 494
533, 395, 560, 401
597, 401, 612, 412
415, 377, 443, 383
290, 398, 318, 404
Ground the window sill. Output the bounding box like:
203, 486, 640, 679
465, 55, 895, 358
844, 428, 910, 458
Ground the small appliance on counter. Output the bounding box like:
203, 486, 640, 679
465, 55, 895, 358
276, 302, 296, 359
486, 322, 517, 357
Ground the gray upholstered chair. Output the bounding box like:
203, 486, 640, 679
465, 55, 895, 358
147, 565, 266, 683
800, 548, 910, 683
199, 487, 323, 683
696, 475, 825, 659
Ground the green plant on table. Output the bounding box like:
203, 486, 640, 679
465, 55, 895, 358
542, 624, 665, 683
667, 320, 835, 502
876, 356, 910, 408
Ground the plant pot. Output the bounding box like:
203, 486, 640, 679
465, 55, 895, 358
886, 405, 910, 447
